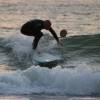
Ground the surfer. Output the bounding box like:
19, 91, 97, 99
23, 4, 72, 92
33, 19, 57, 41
60, 29, 67, 38
20, 19, 60, 50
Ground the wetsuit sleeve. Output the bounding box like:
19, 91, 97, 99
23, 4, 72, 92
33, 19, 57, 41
32, 32, 43, 49
48, 27, 59, 43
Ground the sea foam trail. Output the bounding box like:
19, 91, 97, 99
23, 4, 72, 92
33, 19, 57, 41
4, 34, 56, 54
0, 65, 100, 96
2, 34, 59, 67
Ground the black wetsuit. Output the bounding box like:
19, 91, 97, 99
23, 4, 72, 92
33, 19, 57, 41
20, 19, 59, 49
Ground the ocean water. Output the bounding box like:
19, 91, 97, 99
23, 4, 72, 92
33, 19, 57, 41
0, 0, 100, 100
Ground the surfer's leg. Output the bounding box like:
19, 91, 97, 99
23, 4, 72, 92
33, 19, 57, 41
32, 32, 43, 50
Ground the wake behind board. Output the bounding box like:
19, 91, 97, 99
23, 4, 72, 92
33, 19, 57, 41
33, 53, 62, 68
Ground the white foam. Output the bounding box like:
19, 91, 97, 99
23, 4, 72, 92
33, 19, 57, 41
4, 34, 57, 63
2, 34, 100, 96
0, 65, 100, 95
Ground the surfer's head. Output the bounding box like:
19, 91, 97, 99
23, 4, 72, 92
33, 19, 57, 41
60, 29, 67, 37
44, 20, 51, 30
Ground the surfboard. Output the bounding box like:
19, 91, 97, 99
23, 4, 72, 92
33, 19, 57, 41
33, 52, 62, 68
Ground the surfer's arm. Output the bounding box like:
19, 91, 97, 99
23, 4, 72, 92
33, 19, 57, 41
48, 27, 59, 43
32, 32, 43, 49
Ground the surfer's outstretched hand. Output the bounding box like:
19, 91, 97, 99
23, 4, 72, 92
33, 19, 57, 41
58, 41, 63, 46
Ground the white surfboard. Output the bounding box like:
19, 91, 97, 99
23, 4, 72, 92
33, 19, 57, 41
33, 52, 62, 64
